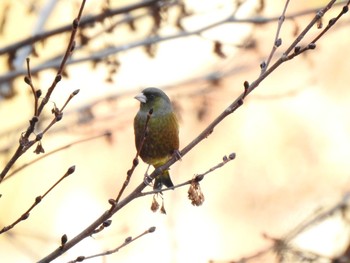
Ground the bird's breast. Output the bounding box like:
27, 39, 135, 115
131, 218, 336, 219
134, 111, 179, 167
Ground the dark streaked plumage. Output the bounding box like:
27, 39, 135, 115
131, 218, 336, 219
134, 88, 179, 190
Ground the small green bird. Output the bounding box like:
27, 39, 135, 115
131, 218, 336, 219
134, 87, 179, 190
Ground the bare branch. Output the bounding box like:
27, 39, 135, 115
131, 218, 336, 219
36, 2, 347, 260
1, 1, 348, 84
0, 1, 86, 183
139, 152, 236, 197
260, 0, 290, 73
227, 192, 350, 263
67, 226, 156, 263
0, 165, 75, 234
3, 131, 111, 182
113, 108, 153, 207
24, 57, 39, 116
0, 0, 160, 56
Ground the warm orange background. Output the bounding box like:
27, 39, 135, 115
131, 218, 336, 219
1, 0, 350, 262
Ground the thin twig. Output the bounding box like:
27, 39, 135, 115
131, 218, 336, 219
0, 0, 160, 56
24, 58, 38, 116
113, 108, 153, 206
3, 131, 111, 182
282, 0, 338, 57
0, 166, 75, 234
36, 2, 85, 116
36, 89, 80, 139
311, 0, 349, 43
0, 1, 86, 183
1, 1, 348, 84
285, 0, 350, 60
138, 152, 236, 197
284, 193, 350, 242
37, 1, 346, 261
261, 0, 290, 74
228, 192, 350, 263
286, 0, 350, 59
67, 227, 156, 263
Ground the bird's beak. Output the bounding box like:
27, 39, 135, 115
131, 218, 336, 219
134, 92, 147, 103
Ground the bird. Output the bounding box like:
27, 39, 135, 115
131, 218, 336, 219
134, 87, 179, 190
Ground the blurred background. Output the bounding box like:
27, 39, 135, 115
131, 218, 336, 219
1, 0, 350, 262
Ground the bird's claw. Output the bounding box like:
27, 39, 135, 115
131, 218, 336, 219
173, 150, 182, 161
144, 174, 153, 186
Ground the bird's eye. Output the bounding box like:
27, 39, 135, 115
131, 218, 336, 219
148, 94, 155, 100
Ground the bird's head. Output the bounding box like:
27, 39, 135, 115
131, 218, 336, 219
134, 87, 172, 115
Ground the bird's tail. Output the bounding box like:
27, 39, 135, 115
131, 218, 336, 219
154, 169, 174, 190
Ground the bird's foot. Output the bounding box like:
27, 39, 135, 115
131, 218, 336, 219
143, 165, 153, 186
144, 174, 153, 186
173, 150, 182, 161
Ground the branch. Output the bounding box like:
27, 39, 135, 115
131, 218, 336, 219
114, 108, 153, 205
228, 192, 350, 263
139, 152, 236, 197
67, 226, 156, 263
0, 0, 160, 56
11, 0, 58, 70
260, 0, 290, 73
24, 58, 39, 116
1, 1, 348, 84
3, 131, 111, 182
0, 1, 86, 183
0, 166, 75, 234
37, 0, 347, 261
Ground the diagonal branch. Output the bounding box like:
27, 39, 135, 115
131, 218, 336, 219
0, 1, 86, 183
36, 1, 345, 261
0, 0, 160, 56
0, 166, 75, 234
1, 1, 348, 84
